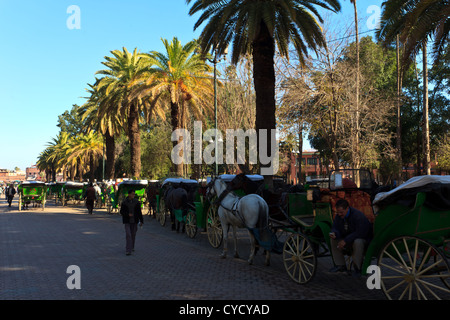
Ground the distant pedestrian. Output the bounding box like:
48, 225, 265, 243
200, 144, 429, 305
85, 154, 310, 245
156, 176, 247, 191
6, 184, 16, 207
84, 183, 96, 214
120, 190, 143, 255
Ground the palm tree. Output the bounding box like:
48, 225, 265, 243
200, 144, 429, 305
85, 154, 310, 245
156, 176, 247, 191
377, 0, 449, 175
377, 0, 450, 64
80, 82, 125, 180
66, 131, 104, 182
96, 47, 153, 179
132, 37, 214, 176
187, 0, 341, 187
47, 131, 72, 181
36, 148, 54, 182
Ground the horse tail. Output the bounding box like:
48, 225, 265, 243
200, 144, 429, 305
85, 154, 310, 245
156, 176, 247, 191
257, 196, 269, 230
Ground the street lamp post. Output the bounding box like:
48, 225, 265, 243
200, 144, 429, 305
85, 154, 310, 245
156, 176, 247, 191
213, 54, 218, 176
208, 49, 226, 176
102, 137, 105, 182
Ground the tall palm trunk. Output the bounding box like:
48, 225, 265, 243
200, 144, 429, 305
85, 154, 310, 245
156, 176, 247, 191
128, 103, 141, 179
396, 35, 403, 182
89, 154, 95, 183
171, 101, 184, 177
422, 42, 431, 175
253, 21, 276, 190
105, 132, 115, 180
77, 159, 83, 182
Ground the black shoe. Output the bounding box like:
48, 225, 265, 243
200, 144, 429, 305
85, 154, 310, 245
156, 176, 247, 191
329, 265, 347, 273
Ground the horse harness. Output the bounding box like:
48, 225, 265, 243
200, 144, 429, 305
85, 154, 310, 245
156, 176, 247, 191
213, 186, 246, 225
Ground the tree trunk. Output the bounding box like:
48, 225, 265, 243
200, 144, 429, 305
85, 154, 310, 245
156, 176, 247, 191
298, 124, 303, 184
89, 154, 95, 183
128, 103, 141, 179
171, 101, 184, 177
396, 34, 403, 182
253, 21, 276, 190
77, 159, 83, 182
352, 0, 361, 170
422, 43, 431, 175
105, 132, 116, 180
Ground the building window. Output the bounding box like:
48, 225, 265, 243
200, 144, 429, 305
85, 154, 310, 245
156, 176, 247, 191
307, 158, 318, 165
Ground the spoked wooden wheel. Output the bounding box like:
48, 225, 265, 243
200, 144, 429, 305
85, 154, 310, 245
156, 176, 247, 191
283, 233, 317, 284
206, 203, 222, 248
185, 210, 197, 239
378, 236, 450, 300
156, 199, 167, 226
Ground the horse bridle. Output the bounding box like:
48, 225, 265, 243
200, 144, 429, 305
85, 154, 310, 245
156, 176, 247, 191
207, 178, 241, 215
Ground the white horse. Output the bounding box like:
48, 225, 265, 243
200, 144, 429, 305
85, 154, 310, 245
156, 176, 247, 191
208, 178, 271, 266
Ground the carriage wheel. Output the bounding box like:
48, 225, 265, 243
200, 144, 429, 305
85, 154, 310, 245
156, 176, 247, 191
185, 210, 197, 239
378, 236, 450, 300
156, 199, 167, 226
206, 204, 222, 248
283, 233, 317, 284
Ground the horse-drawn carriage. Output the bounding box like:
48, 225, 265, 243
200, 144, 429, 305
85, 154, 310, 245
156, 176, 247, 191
277, 171, 450, 300
50, 181, 65, 205
17, 181, 47, 211
106, 180, 149, 214
146, 180, 161, 217
156, 178, 199, 232
61, 181, 86, 206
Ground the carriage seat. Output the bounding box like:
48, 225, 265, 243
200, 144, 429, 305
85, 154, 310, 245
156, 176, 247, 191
290, 214, 315, 227
319, 189, 375, 223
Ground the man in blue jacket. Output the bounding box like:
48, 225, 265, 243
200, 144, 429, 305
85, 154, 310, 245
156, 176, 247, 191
329, 199, 373, 277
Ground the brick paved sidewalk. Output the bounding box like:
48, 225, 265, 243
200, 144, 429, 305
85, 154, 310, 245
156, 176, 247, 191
0, 196, 385, 301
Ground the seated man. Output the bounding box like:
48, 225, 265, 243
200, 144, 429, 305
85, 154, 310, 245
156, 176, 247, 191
329, 199, 373, 277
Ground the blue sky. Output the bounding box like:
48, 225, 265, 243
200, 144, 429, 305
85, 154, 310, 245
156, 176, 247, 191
0, 0, 383, 171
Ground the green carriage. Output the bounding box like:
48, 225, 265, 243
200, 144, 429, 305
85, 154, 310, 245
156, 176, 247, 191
18, 181, 48, 211
61, 181, 86, 206
105, 182, 118, 214
51, 181, 65, 205
107, 180, 149, 214
280, 171, 450, 300
155, 178, 200, 232
146, 180, 161, 217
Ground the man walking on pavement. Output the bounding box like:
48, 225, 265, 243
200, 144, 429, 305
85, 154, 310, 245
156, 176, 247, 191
84, 182, 97, 214
120, 190, 144, 255
6, 184, 16, 207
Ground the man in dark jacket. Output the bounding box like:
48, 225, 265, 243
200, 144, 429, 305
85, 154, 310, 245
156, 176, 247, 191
329, 199, 373, 277
120, 190, 144, 255
6, 184, 16, 207
84, 183, 96, 214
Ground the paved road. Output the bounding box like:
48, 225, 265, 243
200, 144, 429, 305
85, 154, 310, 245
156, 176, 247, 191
0, 195, 386, 303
